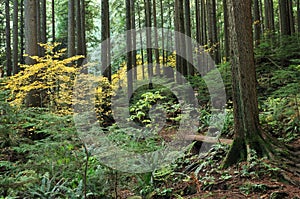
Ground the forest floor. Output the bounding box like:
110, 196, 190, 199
118, 138, 300, 199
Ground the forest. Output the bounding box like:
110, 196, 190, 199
0, 0, 299, 198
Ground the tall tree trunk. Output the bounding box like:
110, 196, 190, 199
160, 0, 167, 76
153, 0, 160, 76
138, 3, 145, 79
76, 0, 82, 54
20, 0, 25, 64
254, 0, 261, 47
184, 0, 193, 76
206, 0, 219, 64
288, 0, 295, 34
298, 0, 300, 33
52, 0, 55, 42
24, 0, 38, 65
195, 0, 201, 45
24, 0, 39, 107
126, 0, 133, 98
81, 0, 87, 56
178, 0, 187, 76
264, 0, 275, 33
223, 0, 230, 59
76, 0, 85, 67
145, 0, 153, 85
5, 0, 12, 77
36, 0, 42, 56
68, 0, 75, 57
200, 0, 207, 45
101, 0, 111, 81
223, 0, 271, 167
279, 0, 291, 36
174, 0, 182, 82
40, 0, 47, 56
13, 0, 19, 74
131, 0, 137, 80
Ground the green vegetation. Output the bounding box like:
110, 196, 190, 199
0, 33, 299, 198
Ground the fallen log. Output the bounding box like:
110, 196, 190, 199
184, 135, 233, 145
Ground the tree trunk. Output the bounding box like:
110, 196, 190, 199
24, 0, 38, 65
160, 0, 168, 77
264, 0, 275, 33
36, 0, 42, 56
40, 0, 47, 56
13, 0, 19, 74
20, 0, 25, 64
68, 0, 75, 57
200, 0, 207, 45
126, 0, 133, 99
174, 0, 182, 82
81, 0, 87, 57
137, 3, 145, 79
101, 0, 111, 81
206, 0, 219, 64
145, 0, 153, 85
279, 0, 291, 36
131, 0, 137, 80
178, 0, 187, 76
52, 0, 55, 42
76, 0, 83, 56
184, 0, 193, 76
153, 0, 160, 76
253, 0, 261, 47
5, 0, 12, 77
223, 0, 271, 167
24, 0, 39, 107
288, 0, 295, 34
223, 0, 230, 59
298, 0, 300, 33
76, 0, 85, 67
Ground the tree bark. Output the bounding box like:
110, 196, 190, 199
288, 0, 295, 34
137, 3, 145, 79
223, 0, 271, 167
81, 0, 87, 57
76, 0, 83, 56
24, 0, 38, 65
101, 0, 111, 80
298, 0, 300, 33
52, 0, 55, 42
24, 0, 39, 107
184, 0, 193, 76
200, 0, 207, 45
253, 0, 261, 47
126, 0, 133, 99
5, 0, 12, 76
279, 0, 291, 36
131, 0, 137, 80
68, 0, 75, 57
223, 0, 230, 59
40, 0, 47, 56
145, 0, 153, 85
20, 0, 25, 64
13, 0, 19, 74
264, 0, 275, 33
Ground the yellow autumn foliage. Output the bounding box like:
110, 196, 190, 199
6, 43, 83, 114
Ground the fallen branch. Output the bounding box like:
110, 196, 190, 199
184, 135, 233, 145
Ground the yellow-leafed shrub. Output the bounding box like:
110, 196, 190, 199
6, 43, 83, 114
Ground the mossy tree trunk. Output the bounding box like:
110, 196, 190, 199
223, 0, 272, 168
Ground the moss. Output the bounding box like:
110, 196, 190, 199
222, 137, 247, 168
